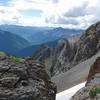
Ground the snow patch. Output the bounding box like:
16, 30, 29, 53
56, 82, 86, 100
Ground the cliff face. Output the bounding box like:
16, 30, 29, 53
87, 57, 100, 83
70, 57, 100, 100
73, 22, 100, 64
0, 56, 56, 100
33, 39, 74, 76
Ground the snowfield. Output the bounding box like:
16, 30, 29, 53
56, 82, 86, 100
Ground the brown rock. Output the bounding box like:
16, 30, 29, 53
87, 57, 100, 84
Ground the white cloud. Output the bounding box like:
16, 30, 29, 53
42, 0, 100, 29
9, 0, 52, 10
0, 0, 100, 29
0, 6, 23, 25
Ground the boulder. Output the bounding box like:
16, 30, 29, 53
87, 57, 100, 84
0, 56, 56, 100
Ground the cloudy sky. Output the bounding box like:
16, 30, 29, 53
0, 0, 100, 29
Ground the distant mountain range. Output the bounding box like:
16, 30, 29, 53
0, 25, 84, 57
28, 27, 83, 44
0, 25, 84, 45
0, 25, 53, 42
0, 30, 30, 55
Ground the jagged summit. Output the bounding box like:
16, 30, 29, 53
33, 39, 74, 76
73, 21, 100, 64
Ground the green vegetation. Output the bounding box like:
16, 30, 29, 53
89, 88, 100, 99
0, 52, 6, 56
13, 57, 20, 62
89, 88, 96, 99
0, 51, 21, 62
95, 88, 100, 94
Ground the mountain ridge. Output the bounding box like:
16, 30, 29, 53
0, 24, 83, 44
0, 30, 30, 55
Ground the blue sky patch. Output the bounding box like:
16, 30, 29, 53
19, 9, 43, 18
0, 0, 11, 6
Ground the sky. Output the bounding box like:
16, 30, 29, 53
0, 0, 100, 29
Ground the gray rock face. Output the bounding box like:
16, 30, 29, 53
0, 56, 56, 100
70, 57, 100, 100
73, 21, 100, 64
33, 39, 74, 76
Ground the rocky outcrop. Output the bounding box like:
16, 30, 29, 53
87, 57, 100, 84
68, 34, 81, 44
0, 56, 56, 100
70, 57, 100, 100
33, 39, 74, 76
73, 22, 100, 65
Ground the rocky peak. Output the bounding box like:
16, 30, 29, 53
33, 45, 52, 62
33, 39, 74, 76
52, 39, 69, 58
0, 56, 56, 100
73, 22, 100, 64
